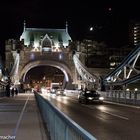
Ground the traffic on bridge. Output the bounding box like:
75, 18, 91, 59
0, 21, 140, 140
40, 91, 140, 140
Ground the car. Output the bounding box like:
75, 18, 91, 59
50, 87, 58, 94
50, 88, 65, 96
78, 90, 104, 104
56, 89, 66, 96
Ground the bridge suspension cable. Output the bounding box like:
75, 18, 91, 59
10, 52, 20, 85
0, 64, 9, 86
73, 53, 99, 89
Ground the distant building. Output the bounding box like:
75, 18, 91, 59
73, 39, 134, 70
129, 20, 140, 46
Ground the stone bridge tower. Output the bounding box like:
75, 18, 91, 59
5, 22, 78, 89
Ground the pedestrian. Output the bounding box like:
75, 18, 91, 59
85, 87, 88, 92
15, 87, 18, 95
6, 84, 10, 97
11, 87, 15, 97
81, 85, 84, 91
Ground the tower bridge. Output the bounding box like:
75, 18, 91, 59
4, 22, 101, 90
2, 21, 140, 92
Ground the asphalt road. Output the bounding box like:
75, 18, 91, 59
43, 93, 140, 140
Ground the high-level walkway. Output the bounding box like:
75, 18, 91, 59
0, 93, 48, 140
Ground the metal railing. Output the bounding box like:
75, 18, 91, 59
100, 90, 140, 105
0, 88, 6, 97
35, 92, 97, 140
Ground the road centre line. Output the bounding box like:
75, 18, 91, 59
82, 104, 129, 120
101, 110, 129, 120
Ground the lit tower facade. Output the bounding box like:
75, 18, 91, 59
20, 21, 72, 52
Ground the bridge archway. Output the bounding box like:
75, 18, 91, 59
20, 60, 73, 89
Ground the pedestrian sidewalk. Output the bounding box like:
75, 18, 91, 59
0, 93, 48, 140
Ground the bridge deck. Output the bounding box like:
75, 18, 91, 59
0, 93, 48, 140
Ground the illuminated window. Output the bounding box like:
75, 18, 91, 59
110, 62, 116, 66
134, 37, 137, 40
134, 34, 137, 36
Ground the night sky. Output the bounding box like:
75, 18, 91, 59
0, 1, 140, 59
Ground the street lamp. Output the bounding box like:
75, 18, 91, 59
135, 88, 138, 91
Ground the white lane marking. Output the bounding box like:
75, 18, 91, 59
82, 104, 129, 120
11, 95, 30, 139
101, 110, 129, 120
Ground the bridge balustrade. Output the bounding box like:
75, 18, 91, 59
100, 90, 140, 105
35, 92, 97, 140
0, 87, 6, 97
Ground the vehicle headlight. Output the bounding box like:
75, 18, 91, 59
88, 97, 93, 100
52, 89, 55, 92
99, 97, 104, 100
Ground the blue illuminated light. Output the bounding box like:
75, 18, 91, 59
30, 53, 35, 60
59, 53, 63, 60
